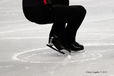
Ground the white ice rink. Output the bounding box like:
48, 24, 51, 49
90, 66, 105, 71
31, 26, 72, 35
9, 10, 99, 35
0, 0, 114, 76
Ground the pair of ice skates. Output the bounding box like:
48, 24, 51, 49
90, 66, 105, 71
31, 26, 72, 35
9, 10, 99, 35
47, 35, 84, 54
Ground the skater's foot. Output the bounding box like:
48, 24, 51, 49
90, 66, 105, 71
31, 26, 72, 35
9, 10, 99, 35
47, 35, 64, 50
47, 35, 84, 53
61, 40, 84, 52
47, 35, 72, 54
71, 42, 84, 50
62, 43, 82, 52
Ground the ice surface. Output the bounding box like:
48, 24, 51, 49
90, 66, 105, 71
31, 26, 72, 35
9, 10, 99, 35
0, 0, 114, 76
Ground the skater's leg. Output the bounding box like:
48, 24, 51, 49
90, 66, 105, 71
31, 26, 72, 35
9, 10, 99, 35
66, 6, 86, 50
48, 5, 86, 51
62, 5, 86, 51
51, 5, 86, 51
65, 5, 86, 43
47, 22, 67, 52
49, 22, 66, 38
48, 22, 66, 43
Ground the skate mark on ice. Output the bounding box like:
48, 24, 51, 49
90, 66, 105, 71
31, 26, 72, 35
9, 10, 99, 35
12, 43, 114, 63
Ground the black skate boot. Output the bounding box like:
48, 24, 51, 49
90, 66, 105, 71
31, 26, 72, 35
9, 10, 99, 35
47, 35, 65, 54
70, 41, 84, 50
60, 39, 84, 52
61, 42, 81, 52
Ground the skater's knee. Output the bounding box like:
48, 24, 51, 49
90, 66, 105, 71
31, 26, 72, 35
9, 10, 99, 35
78, 5, 87, 15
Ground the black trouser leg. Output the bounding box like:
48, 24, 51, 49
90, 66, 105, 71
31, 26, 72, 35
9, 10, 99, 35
50, 5, 86, 43
65, 6, 86, 43
23, 5, 86, 50
49, 22, 66, 43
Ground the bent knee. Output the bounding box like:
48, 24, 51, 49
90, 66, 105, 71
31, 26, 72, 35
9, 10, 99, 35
78, 5, 87, 14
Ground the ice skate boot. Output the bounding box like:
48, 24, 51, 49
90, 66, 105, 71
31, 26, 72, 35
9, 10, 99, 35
52, 35, 72, 54
61, 41, 83, 52
47, 35, 65, 54
67, 44, 83, 52
71, 42, 84, 50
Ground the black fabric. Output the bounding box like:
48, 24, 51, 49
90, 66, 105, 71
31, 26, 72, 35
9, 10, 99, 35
23, 0, 69, 7
23, 0, 86, 42
50, 0, 69, 5
49, 5, 86, 42
23, 0, 69, 23
23, 0, 44, 7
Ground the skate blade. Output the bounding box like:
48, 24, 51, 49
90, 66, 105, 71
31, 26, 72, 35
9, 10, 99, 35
60, 49, 71, 55
46, 44, 65, 54
71, 50, 85, 53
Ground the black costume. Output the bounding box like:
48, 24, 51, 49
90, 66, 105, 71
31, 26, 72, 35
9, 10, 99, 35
23, 0, 86, 52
